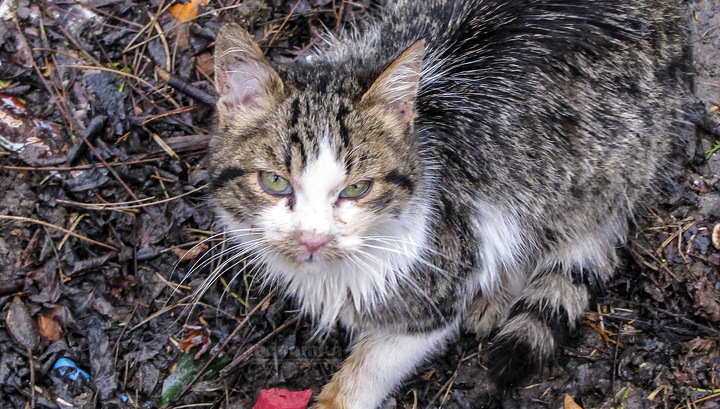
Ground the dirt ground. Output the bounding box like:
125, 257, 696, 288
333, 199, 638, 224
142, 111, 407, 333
0, 1, 718, 408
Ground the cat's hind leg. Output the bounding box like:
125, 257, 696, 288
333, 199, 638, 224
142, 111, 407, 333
485, 270, 594, 388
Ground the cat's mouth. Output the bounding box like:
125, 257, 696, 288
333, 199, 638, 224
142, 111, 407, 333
302, 253, 320, 263
297, 247, 333, 263
278, 244, 343, 266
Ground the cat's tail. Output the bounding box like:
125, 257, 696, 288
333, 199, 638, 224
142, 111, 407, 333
485, 271, 593, 387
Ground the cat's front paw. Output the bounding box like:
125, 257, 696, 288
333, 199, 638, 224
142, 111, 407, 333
309, 402, 338, 409
310, 380, 379, 409
310, 379, 346, 409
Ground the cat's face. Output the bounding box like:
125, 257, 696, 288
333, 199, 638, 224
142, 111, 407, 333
209, 25, 426, 276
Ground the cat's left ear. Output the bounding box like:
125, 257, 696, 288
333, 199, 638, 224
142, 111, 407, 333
361, 39, 425, 127
214, 24, 284, 122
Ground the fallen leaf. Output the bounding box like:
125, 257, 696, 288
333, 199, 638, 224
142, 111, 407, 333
38, 315, 62, 341
162, 335, 231, 406
109, 275, 138, 301
180, 324, 212, 359
172, 242, 208, 262
691, 276, 720, 322
6, 296, 40, 350
169, 0, 209, 23
195, 52, 214, 78
564, 394, 583, 409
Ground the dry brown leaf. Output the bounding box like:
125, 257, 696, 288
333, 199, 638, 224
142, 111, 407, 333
195, 52, 214, 78
691, 276, 720, 322
564, 394, 584, 409
38, 315, 62, 342
172, 242, 209, 262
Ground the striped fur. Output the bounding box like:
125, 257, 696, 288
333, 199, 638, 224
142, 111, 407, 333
207, 0, 690, 407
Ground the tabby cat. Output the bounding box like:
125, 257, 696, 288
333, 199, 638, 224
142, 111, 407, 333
207, 0, 688, 407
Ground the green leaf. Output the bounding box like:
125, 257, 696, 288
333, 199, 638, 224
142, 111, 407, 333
160, 339, 231, 406
706, 140, 720, 160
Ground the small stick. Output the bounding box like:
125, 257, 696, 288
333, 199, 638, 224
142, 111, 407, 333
155, 67, 216, 106
57, 185, 207, 211
0, 278, 25, 297
76, 116, 142, 202
0, 215, 119, 251
0, 149, 204, 172
222, 315, 300, 374
138, 106, 196, 125
679, 392, 720, 409
28, 347, 36, 409
176, 290, 277, 401
601, 297, 720, 336
266, 0, 303, 50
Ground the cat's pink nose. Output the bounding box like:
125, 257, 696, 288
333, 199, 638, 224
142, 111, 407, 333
296, 231, 332, 254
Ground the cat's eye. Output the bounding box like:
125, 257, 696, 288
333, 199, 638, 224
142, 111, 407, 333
339, 181, 372, 199
259, 171, 293, 195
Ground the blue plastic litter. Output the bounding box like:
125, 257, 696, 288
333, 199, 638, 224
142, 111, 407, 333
53, 358, 91, 382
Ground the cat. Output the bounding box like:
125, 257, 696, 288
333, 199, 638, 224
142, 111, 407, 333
207, 0, 689, 407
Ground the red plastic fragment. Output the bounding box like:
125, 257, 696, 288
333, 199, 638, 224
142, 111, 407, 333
252, 389, 313, 409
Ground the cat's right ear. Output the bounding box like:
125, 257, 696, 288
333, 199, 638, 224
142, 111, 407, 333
214, 24, 284, 122
360, 39, 425, 129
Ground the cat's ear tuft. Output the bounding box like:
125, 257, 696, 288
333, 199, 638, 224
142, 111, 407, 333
214, 24, 284, 121
361, 39, 425, 127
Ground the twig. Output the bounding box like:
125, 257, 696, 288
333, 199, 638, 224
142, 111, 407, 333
222, 315, 300, 374
0, 146, 207, 172
122, 0, 171, 53
75, 116, 143, 202
53, 63, 176, 104
679, 391, 720, 409
148, 11, 171, 71
28, 347, 35, 409
266, 0, 303, 50
43, 2, 141, 29
155, 67, 216, 105
611, 325, 621, 408
13, 19, 74, 137
334, 0, 346, 33
128, 295, 194, 332
57, 185, 206, 211
176, 290, 277, 401
0, 215, 119, 251
601, 297, 720, 336
630, 241, 681, 281
57, 214, 84, 251
0, 279, 26, 297
424, 353, 463, 409
138, 106, 197, 125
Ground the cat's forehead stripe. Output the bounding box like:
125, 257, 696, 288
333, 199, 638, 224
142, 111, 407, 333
283, 94, 359, 176
289, 97, 301, 127
212, 166, 246, 190
384, 169, 415, 192
335, 103, 351, 150
288, 130, 308, 170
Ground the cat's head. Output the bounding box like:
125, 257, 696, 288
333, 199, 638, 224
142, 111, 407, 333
208, 24, 428, 277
